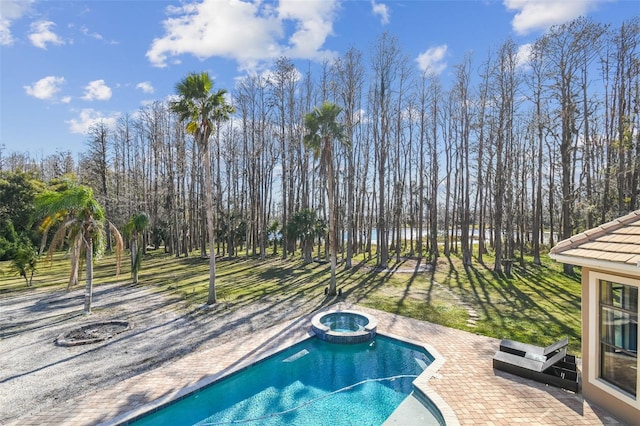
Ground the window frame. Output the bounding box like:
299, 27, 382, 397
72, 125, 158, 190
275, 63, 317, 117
589, 271, 639, 406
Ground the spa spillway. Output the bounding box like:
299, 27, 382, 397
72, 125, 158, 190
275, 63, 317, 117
311, 310, 377, 343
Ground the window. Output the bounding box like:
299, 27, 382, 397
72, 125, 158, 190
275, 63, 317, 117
600, 280, 638, 396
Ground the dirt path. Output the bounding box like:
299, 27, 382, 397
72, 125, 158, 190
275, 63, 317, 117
0, 282, 327, 424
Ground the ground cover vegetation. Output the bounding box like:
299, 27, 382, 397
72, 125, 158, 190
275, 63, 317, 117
0, 18, 637, 355
0, 248, 582, 354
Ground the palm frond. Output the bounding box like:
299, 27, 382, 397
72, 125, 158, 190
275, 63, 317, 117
39, 215, 56, 234
35, 185, 97, 218
67, 234, 82, 290
171, 72, 234, 147
91, 219, 106, 260
303, 101, 346, 164
45, 218, 78, 263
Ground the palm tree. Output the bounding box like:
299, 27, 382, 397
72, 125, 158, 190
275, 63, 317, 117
267, 220, 280, 256
303, 102, 347, 296
36, 182, 122, 314
287, 209, 317, 263
124, 212, 149, 284
171, 72, 234, 305
314, 217, 327, 262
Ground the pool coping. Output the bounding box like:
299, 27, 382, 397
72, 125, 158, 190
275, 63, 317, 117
109, 315, 459, 426
380, 331, 460, 426
311, 309, 378, 343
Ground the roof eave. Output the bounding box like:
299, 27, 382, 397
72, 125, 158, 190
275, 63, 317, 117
549, 252, 640, 277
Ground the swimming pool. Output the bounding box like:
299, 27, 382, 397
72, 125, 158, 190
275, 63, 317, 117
128, 335, 436, 425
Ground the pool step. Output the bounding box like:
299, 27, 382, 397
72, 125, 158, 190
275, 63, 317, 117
383, 392, 443, 426
282, 349, 309, 362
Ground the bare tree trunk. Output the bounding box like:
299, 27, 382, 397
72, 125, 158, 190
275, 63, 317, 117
83, 233, 94, 314
454, 55, 472, 265
68, 237, 80, 290
443, 97, 452, 258
203, 139, 217, 304
474, 54, 491, 264
371, 33, 403, 268
332, 47, 364, 269
428, 76, 440, 263
542, 17, 605, 274
417, 74, 427, 259
131, 234, 139, 284
327, 146, 337, 295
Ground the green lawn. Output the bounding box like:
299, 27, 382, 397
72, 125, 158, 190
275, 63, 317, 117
0, 248, 583, 354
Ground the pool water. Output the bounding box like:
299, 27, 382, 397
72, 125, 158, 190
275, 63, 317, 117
130, 335, 434, 426
320, 312, 368, 332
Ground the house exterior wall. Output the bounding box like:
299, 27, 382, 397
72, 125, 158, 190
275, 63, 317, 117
582, 266, 640, 426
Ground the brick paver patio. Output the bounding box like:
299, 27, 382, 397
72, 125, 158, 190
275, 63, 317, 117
9, 303, 626, 426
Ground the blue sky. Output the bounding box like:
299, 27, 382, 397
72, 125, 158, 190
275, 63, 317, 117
1, 0, 637, 158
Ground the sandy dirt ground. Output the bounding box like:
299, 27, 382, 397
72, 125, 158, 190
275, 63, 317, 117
0, 281, 328, 424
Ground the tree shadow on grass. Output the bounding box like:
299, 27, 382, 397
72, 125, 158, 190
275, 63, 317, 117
339, 264, 396, 304
393, 258, 427, 309
442, 257, 580, 348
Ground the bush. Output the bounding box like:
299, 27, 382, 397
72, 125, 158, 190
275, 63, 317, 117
0, 219, 19, 260
11, 240, 38, 286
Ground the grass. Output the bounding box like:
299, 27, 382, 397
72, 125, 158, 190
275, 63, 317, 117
433, 254, 582, 354
0, 246, 583, 354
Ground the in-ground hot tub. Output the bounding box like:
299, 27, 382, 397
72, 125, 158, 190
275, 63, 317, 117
311, 310, 377, 343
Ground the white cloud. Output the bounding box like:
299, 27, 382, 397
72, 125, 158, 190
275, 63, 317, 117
503, 0, 604, 35
0, 0, 34, 45
416, 45, 448, 75
66, 109, 119, 134
260, 66, 303, 87
371, 0, 390, 25
147, 0, 338, 70
80, 25, 103, 41
24, 76, 66, 100
82, 79, 112, 101
78, 24, 117, 44
0, 18, 12, 45
29, 20, 64, 49
136, 81, 154, 94
354, 108, 369, 125
516, 43, 532, 69
278, 0, 338, 59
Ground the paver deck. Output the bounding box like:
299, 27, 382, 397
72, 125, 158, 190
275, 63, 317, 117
9, 303, 626, 426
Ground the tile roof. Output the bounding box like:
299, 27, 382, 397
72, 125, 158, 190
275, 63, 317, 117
550, 210, 640, 267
